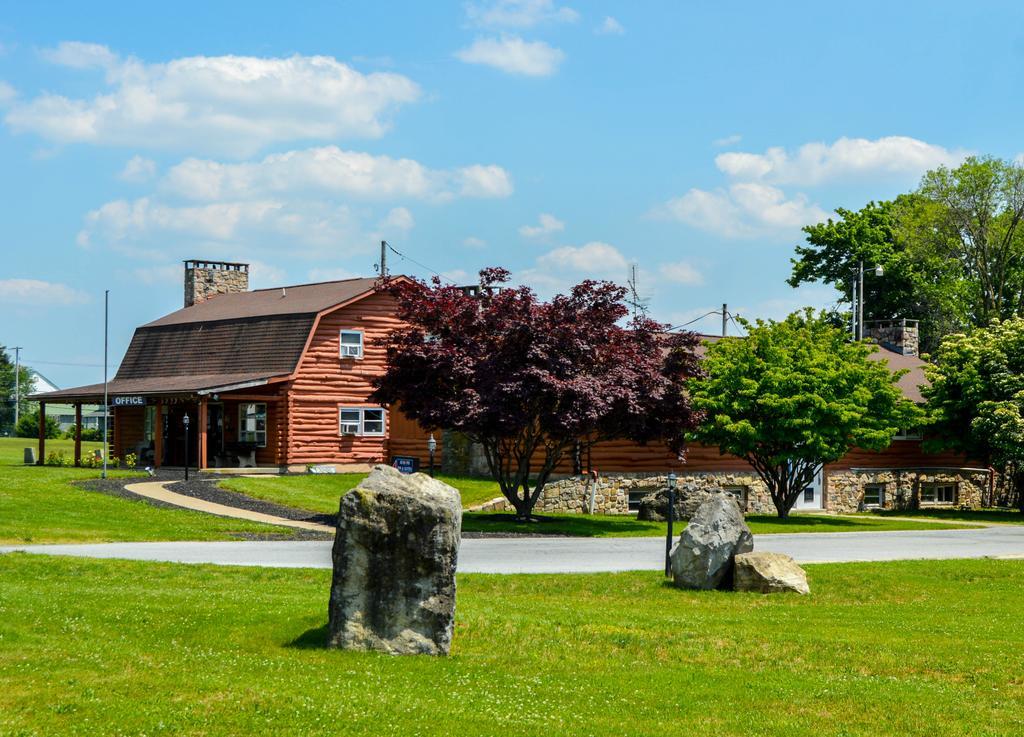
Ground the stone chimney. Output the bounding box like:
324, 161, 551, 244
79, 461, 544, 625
184, 260, 249, 307
865, 319, 919, 357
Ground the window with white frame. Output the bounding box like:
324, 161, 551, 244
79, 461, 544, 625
339, 407, 386, 436
863, 484, 885, 507
340, 330, 364, 359
238, 403, 267, 447
920, 483, 957, 505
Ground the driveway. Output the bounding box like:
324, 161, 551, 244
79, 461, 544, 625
3, 525, 1024, 573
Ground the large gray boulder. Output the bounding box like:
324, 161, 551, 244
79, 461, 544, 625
733, 552, 810, 595
327, 465, 462, 656
669, 495, 753, 590
637, 486, 727, 522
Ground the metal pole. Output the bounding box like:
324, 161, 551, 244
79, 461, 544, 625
184, 418, 190, 482
858, 260, 864, 341
722, 304, 728, 337
850, 273, 857, 339
380, 240, 388, 278
102, 290, 109, 480
429, 447, 435, 477
664, 485, 675, 577
13, 346, 22, 430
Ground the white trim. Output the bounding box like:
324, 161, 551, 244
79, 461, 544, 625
340, 329, 365, 359
197, 379, 270, 395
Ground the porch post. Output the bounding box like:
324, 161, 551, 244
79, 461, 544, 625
153, 399, 163, 469
37, 401, 46, 465
74, 403, 82, 467
198, 396, 208, 471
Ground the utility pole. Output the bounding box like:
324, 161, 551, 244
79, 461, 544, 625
722, 304, 728, 337
102, 290, 109, 480
13, 346, 22, 428
857, 259, 864, 341
379, 240, 388, 278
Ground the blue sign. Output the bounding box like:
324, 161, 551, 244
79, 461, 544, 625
392, 456, 418, 474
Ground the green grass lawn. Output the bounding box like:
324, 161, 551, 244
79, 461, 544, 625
0, 438, 292, 544
221, 471, 503, 511
0, 436, 105, 465
872, 507, 1024, 525
0, 555, 1022, 736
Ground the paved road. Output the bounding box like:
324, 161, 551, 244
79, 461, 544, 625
3, 526, 1024, 573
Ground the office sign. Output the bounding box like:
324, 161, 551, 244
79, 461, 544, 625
392, 456, 418, 474
112, 395, 147, 406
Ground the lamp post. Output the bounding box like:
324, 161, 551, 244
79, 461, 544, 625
427, 433, 437, 478
664, 471, 677, 577
183, 414, 190, 482
851, 261, 885, 340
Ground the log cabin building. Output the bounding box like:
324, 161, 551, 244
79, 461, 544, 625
31, 261, 990, 515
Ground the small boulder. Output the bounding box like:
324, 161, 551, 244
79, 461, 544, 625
327, 465, 462, 656
637, 486, 730, 522
669, 496, 753, 590
733, 552, 809, 595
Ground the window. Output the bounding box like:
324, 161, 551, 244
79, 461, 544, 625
339, 407, 387, 437
893, 428, 923, 440
340, 330, 364, 359
803, 487, 815, 503
920, 483, 957, 505
863, 484, 885, 507
723, 486, 749, 512
239, 403, 267, 447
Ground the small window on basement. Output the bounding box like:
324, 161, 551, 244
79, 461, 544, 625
340, 330, 364, 359
723, 486, 748, 512
920, 483, 957, 505
238, 403, 267, 447
863, 484, 885, 507
893, 428, 923, 440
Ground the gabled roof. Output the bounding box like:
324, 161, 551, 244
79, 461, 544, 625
30, 276, 386, 402
145, 277, 379, 326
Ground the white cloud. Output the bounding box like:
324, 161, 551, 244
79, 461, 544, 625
379, 206, 415, 232
657, 183, 829, 238
455, 36, 564, 76
595, 16, 625, 35
160, 146, 512, 201
463, 236, 487, 248
660, 261, 703, 286
713, 133, 741, 147
0, 278, 90, 305
519, 212, 564, 239
6, 44, 421, 155
40, 41, 118, 69
119, 154, 156, 182
715, 136, 969, 186
537, 241, 628, 275
0, 81, 15, 106
466, 0, 579, 28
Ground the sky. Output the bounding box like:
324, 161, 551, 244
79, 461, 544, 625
2, 0, 1024, 389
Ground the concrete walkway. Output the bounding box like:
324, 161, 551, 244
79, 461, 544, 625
123, 481, 334, 534
4, 525, 1024, 573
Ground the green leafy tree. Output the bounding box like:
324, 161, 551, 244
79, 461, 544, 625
0, 347, 33, 436
15, 408, 60, 439
923, 318, 1024, 509
789, 198, 966, 353
686, 310, 920, 518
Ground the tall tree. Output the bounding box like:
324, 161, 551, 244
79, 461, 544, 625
789, 198, 966, 353
372, 269, 703, 520
912, 156, 1024, 325
923, 318, 1024, 510
686, 310, 920, 518
0, 347, 33, 437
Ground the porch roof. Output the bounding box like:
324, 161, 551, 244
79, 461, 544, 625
28, 371, 287, 403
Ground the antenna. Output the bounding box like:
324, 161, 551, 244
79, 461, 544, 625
626, 263, 649, 320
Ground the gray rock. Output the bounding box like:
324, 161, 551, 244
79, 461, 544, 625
328, 465, 462, 656
734, 551, 810, 595
669, 495, 753, 590
637, 486, 728, 522
23, 447, 36, 465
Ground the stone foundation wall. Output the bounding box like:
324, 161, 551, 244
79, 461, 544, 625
826, 469, 990, 513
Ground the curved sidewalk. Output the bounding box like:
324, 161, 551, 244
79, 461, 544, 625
123, 481, 334, 534
4, 525, 1024, 573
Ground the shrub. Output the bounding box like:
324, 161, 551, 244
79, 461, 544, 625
15, 410, 60, 439
45, 450, 72, 467
124, 452, 138, 469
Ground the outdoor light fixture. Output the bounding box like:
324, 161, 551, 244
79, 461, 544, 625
665, 471, 678, 577
427, 434, 437, 478
875, 265, 884, 277
851, 261, 886, 340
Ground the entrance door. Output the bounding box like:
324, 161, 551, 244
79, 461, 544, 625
794, 468, 823, 510
207, 403, 224, 467
163, 403, 199, 467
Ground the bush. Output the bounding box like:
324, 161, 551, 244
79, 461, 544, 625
15, 410, 61, 439
81, 427, 103, 442
124, 452, 138, 469
45, 450, 73, 467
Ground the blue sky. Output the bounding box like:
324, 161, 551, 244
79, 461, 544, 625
3, 0, 1023, 388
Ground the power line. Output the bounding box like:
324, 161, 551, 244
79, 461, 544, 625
666, 310, 721, 332
384, 242, 459, 285
24, 359, 104, 368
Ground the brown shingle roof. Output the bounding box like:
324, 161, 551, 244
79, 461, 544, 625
145, 277, 379, 326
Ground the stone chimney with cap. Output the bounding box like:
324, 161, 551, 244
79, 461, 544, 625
864, 319, 919, 357
183, 260, 250, 308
